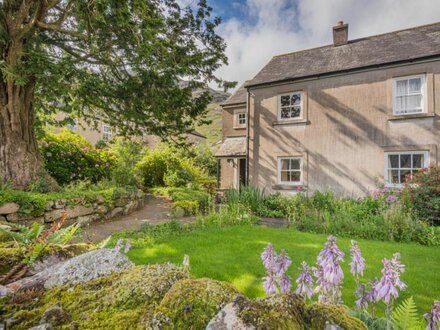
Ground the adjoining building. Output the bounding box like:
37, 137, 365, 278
216, 22, 440, 196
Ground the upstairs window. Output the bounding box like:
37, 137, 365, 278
393, 75, 426, 115
102, 124, 112, 141
278, 92, 303, 120
384, 151, 429, 186
278, 157, 302, 185
234, 109, 246, 128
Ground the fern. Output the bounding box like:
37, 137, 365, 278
47, 224, 80, 244
392, 297, 421, 330
25, 243, 46, 265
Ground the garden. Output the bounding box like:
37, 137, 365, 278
1, 125, 440, 329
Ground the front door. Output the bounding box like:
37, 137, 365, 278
239, 158, 247, 187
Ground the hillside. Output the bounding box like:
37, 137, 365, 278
195, 87, 230, 145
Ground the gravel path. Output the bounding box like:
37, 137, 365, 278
77, 194, 194, 243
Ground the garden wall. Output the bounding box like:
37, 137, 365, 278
0, 190, 145, 227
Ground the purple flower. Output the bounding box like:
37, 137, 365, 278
95, 163, 99, 168
276, 249, 292, 273
424, 301, 440, 330
295, 261, 314, 300
314, 235, 345, 305
261, 243, 276, 273
374, 253, 407, 304
263, 275, 277, 295
386, 194, 396, 203
261, 243, 292, 295
355, 284, 369, 310
105, 162, 110, 168
365, 278, 379, 303
124, 239, 131, 254
350, 240, 365, 277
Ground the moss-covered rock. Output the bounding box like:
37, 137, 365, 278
306, 303, 368, 330
0, 243, 95, 276
2, 263, 187, 329
148, 278, 239, 329
235, 293, 306, 330
0, 244, 24, 275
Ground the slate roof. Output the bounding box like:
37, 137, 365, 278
248, 22, 440, 87
215, 136, 246, 157
221, 82, 248, 106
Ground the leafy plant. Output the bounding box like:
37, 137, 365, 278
392, 297, 420, 330
404, 166, 440, 225
39, 129, 115, 186
0, 213, 79, 284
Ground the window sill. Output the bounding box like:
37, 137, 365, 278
272, 184, 306, 191
388, 113, 435, 121
272, 119, 309, 126
233, 126, 246, 130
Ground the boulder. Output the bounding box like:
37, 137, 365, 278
41, 248, 133, 288
0, 202, 19, 215
206, 302, 255, 330
306, 304, 368, 330
5, 213, 20, 222
123, 201, 139, 215
95, 205, 108, 214
0, 224, 13, 231
1, 263, 187, 329
148, 278, 238, 329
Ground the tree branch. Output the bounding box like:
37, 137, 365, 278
35, 20, 87, 39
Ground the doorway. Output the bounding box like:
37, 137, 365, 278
238, 158, 247, 187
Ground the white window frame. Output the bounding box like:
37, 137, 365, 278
234, 109, 246, 128
392, 74, 427, 116
102, 124, 112, 141
277, 157, 303, 186
384, 151, 429, 187
278, 91, 304, 121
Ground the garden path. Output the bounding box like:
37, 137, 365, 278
78, 194, 195, 243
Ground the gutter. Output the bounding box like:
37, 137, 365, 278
246, 54, 440, 90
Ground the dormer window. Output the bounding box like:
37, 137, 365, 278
278, 92, 303, 120
234, 109, 246, 129
393, 74, 426, 115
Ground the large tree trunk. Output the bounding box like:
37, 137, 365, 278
0, 81, 42, 189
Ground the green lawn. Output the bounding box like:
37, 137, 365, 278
125, 225, 440, 315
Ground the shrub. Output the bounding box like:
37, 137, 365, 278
39, 129, 115, 185
109, 138, 146, 187
135, 146, 214, 189
404, 166, 440, 225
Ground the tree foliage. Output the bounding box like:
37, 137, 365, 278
0, 0, 232, 187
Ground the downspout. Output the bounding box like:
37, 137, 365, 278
245, 88, 250, 185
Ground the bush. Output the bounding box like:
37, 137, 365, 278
154, 187, 211, 214
109, 138, 146, 187
39, 129, 115, 185
404, 166, 440, 225
135, 146, 214, 189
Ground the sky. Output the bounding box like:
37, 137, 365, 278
198, 0, 440, 89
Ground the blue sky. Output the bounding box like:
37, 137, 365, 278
192, 0, 440, 88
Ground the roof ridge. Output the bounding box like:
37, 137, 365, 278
273, 21, 440, 59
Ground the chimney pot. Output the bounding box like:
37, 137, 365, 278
333, 21, 348, 46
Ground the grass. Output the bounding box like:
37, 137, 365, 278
124, 225, 440, 316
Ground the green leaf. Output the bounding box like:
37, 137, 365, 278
392, 297, 421, 330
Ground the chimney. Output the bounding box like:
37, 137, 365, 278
333, 21, 348, 46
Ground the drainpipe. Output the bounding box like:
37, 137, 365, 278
216, 158, 220, 189
245, 88, 250, 185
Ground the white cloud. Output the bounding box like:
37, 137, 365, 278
215, 0, 440, 89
